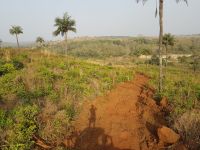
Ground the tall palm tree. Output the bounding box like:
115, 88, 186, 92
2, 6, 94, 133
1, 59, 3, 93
9, 26, 23, 48
136, 0, 188, 92
163, 33, 175, 66
53, 12, 76, 54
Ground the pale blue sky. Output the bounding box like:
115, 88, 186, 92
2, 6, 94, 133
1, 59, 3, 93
0, 0, 199, 42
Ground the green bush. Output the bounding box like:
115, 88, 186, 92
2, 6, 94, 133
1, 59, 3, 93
195, 85, 200, 101
0, 63, 15, 76
65, 103, 76, 121
0, 109, 12, 129
0, 72, 20, 96
149, 55, 159, 65
12, 59, 24, 70
17, 88, 47, 104
5, 105, 38, 150
47, 91, 59, 102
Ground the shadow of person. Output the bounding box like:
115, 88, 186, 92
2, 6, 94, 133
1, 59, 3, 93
70, 105, 132, 150
88, 105, 97, 128
74, 127, 132, 150
74, 127, 104, 150
101, 134, 113, 149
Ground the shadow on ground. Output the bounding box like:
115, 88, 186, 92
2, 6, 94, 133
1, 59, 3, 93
64, 105, 131, 150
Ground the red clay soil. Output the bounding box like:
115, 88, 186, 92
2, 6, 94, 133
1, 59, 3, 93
64, 74, 166, 150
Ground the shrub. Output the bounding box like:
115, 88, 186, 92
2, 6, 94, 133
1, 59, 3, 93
0, 71, 20, 96
149, 55, 159, 65
39, 110, 71, 145
0, 63, 15, 76
195, 85, 200, 101
174, 109, 200, 149
17, 88, 47, 104
12, 59, 24, 70
153, 92, 162, 103
0, 109, 12, 129
65, 102, 76, 121
5, 105, 38, 150
47, 91, 59, 102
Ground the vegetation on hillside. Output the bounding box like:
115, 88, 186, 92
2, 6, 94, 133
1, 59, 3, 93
136, 64, 200, 148
45, 36, 200, 58
0, 48, 133, 149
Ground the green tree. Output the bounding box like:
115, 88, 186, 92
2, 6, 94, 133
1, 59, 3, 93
163, 33, 175, 66
141, 48, 152, 67
6, 105, 38, 150
9, 26, 23, 48
53, 12, 76, 54
136, 0, 188, 92
36, 36, 44, 44
36, 36, 45, 48
191, 54, 200, 73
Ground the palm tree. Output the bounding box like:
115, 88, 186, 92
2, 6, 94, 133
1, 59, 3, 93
136, 0, 188, 92
163, 33, 175, 66
9, 26, 23, 48
0, 39, 2, 48
53, 12, 76, 54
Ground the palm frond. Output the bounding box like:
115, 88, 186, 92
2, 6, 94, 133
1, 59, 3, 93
176, 0, 188, 5
68, 27, 77, 33
9, 26, 23, 35
135, 0, 148, 5
53, 29, 61, 36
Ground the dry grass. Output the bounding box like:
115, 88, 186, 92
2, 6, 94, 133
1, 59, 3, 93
173, 109, 200, 149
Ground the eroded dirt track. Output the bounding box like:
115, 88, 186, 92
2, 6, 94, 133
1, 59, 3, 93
65, 74, 165, 150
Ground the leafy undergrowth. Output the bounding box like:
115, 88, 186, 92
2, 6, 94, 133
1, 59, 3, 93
0, 48, 133, 149
136, 64, 200, 148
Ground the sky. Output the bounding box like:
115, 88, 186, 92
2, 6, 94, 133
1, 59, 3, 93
0, 0, 199, 42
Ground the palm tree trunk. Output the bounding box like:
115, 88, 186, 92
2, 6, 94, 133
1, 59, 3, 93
158, 0, 164, 92
165, 45, 168, 67
16, 34, 20, 48
146, 55, 148, 68
65, 32, 68, 55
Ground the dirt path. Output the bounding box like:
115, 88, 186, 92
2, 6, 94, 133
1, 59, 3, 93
64, 74, 166, 150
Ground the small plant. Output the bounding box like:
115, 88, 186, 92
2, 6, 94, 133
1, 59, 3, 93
65, 102, 76, 121
153, 92, 162, 103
